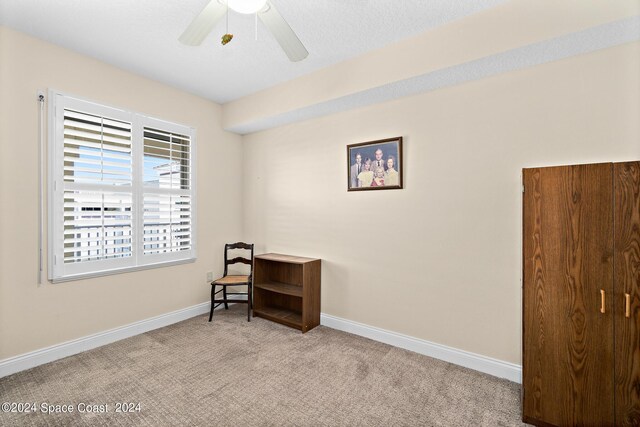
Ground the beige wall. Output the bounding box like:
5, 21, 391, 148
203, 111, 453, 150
0, 27, 243, 359
242, 42, 640, 364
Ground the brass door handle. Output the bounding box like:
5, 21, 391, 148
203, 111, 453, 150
601, 290, 606, 314
626, 293, 631, 318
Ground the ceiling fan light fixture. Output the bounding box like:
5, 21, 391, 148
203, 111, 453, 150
180, 0, 307, 61
227, 0, 267, 14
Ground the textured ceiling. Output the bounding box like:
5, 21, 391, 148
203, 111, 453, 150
0, 0, 508, 103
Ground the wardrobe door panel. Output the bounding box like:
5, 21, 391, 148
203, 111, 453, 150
614, 161, 640, 426
523, 163, 614, 426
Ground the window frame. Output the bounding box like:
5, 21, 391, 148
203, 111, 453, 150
48, 90, 197, 283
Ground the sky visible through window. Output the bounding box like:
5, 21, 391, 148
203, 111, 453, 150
71, 145, 172, 185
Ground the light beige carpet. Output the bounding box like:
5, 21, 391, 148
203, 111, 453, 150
0, 305, 528, 426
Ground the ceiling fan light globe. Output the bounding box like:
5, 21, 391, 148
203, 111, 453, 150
228, 0, 267, 14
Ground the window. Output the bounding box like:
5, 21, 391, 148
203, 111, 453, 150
49, 92, 196, 282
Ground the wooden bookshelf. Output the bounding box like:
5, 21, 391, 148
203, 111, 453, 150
252, 253, 321, 333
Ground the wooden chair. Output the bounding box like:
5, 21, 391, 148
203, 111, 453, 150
209, 242, 254, 322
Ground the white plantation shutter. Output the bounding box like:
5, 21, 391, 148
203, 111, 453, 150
49, 93, 196, 281
63, 191, 133, 263
140, 121, 194, 263
143, 194, 192, 255
63, 110, 133, 186
142, 127, 191, 189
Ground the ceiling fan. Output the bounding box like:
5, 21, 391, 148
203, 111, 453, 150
179, 0, 309, 62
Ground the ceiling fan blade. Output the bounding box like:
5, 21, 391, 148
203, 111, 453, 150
179, 0, 227, 46
258, 2, 308, 62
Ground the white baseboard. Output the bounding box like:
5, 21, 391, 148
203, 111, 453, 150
0, 301, 214, 378
321, 313, 522, 384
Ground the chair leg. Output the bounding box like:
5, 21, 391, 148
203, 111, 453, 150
247, 284, 252, 322
223, 287, 229, 310
208, 285, 215, 322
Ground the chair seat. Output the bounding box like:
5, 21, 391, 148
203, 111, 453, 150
212, 275, 250, 285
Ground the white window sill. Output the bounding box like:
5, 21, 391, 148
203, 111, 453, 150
49, 257, 196, 284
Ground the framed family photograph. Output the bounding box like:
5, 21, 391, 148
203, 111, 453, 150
347, 136, 403, 191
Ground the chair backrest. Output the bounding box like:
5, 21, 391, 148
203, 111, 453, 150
223, 242, 254, 280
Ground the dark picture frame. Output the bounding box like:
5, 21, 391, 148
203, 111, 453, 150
347, 136, 403, 191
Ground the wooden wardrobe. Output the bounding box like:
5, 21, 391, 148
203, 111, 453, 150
522, 161, 640, 427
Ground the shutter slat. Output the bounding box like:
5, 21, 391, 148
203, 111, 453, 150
64, 146, 131, 161
63, 156, 132, 169
143, 225, 190, 233
63, 176, 132, 184
64, 236, 132, 244
64, 118, 131, 137
63, 166, 132, 177
64, 110, 132, 131
64, 130, 131, 148
64, 251, 132, 263
64, 242, 132, 253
